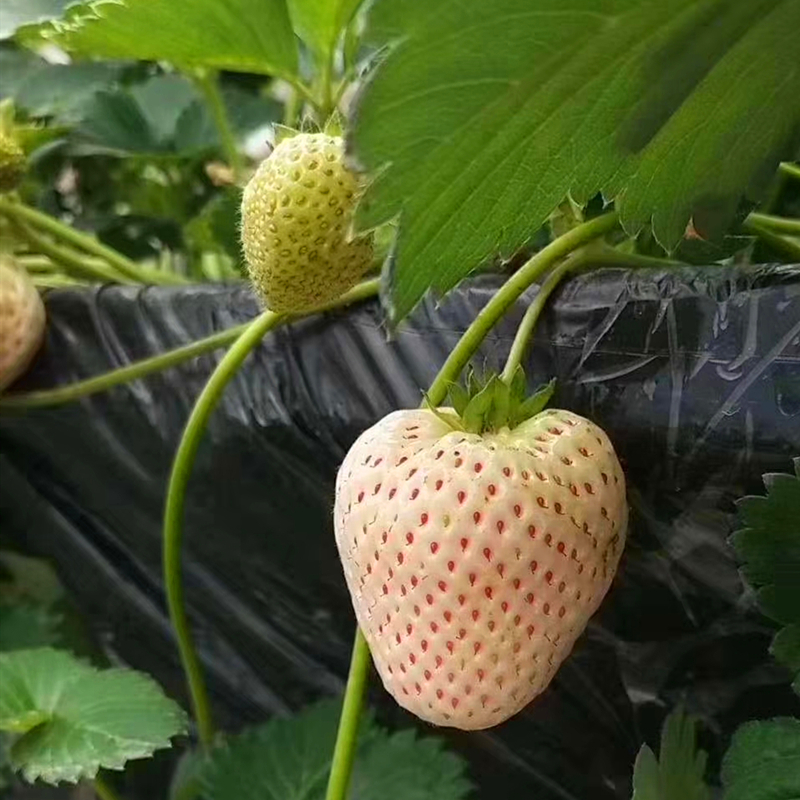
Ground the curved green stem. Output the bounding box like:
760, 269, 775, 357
162, 279, 379, 750
94, 775, 123, 800
743, 217, 800, 260
324, 212, 619, 800
0, 197, 188, 285
425, 212, 619, 407
193, 69, 243, 181
746, 212, 800, 237
164, 309, 281, 749
0, 321, 254, 410
591, 245, 685, 270
779, 162, 800, 182
501, 242, 687, 382
501, 256, 579, 383
12, 222, 132, 284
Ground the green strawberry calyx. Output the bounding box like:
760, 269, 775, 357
425, 367, 555, 435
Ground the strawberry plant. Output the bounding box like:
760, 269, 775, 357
0, 0, 798, 798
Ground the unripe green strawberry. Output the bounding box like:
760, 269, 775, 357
0, 257, 45, 392
0, 134, 25, 193
241, 133, 373, 313
334, 407, 627, 730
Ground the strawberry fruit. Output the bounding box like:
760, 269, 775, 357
334, 376, 627, 730
241, 132, 373, 313
0, 257, 45, 392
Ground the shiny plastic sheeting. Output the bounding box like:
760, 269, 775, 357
1, 264, 799, 800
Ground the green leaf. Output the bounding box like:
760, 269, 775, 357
130, 74, 200, 146
42, 0, 298, 81
0, 0, 71, 39
0, 601, 62, 651
460, 375, 499, 434
631, 708, 709, 800
512, 379, 556, 427
0, 48, 120, 124
771, 625, 800, 690
349, 728, 470, 800
79, 90, 161, 153
0, 648, 186, 784
447, 382, 470, 417
202, 698, 470, 800
287, 0, 363, 60
352, 0, 800, 321
733, 458, 800, 692
721, 718, 800, 800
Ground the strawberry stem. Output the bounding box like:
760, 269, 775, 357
325, 632, 372, 800
779, 161, 800, 182
501, 254, 578, 384
164, 309, 283, 750
193, 69, 244, 183
746, 211, 800, 237
11, 221, 134, 285
0, 320, 251, 409
742, 217, 800, 260
0, 197, 189, 285
501, 241, 690, 382
160, 279, 380, 751
425, 212, 619, 407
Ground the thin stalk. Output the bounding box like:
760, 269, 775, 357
94, 775, 123, 800
0, 321, 254, 410
594, 245, 685, 270
324, 633, 372, 800
13, 222, 133, 284
282, 87, 301, 128
193, 69, 244, 181
501, 256, 579, 383
779, 162, 800, 182
746, 212, 800, 237
15, 254, 60, 272
499, 244, 680, 382
0, 197, 189, 285
31, 274, 81, 289
162, 279, 379, 750
324, 212, 619, 800
743, 217, 800, 261
425, 212, 619, 407
317, 50, 335, 121
164, 309, 280, 749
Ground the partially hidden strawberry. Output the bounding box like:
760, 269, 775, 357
334, 376, 627, 730
240, 132, 373, 313
0, 256, 46, 392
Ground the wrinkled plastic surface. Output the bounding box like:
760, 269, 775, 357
1, 264, 799, 800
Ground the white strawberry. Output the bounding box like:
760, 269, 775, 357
334, 382, 626, 730
0, 257, 45, 392
240, 132, 373, 313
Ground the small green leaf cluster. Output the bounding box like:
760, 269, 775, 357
431, 367, 555, 435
